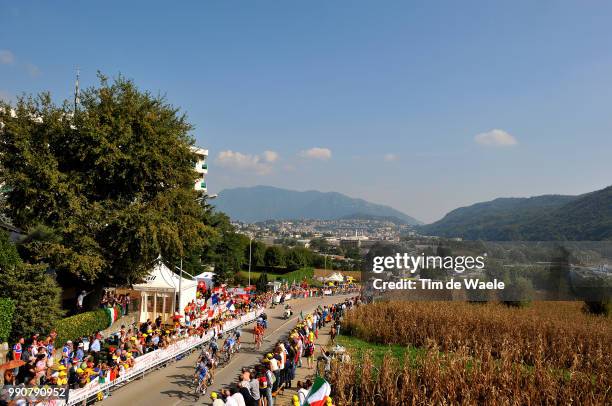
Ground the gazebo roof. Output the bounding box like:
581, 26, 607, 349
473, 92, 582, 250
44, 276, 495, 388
134, 259, 197, 292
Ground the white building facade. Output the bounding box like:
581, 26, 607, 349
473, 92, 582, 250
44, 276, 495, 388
191, 146, 208, 193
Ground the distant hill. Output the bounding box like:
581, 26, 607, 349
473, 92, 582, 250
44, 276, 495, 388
418, 185, 612, 241
214, 186, 422, 225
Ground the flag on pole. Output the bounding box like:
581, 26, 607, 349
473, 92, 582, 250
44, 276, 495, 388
301, 376, 331, 406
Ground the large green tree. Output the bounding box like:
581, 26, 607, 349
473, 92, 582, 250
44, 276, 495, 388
201, 211, 249, 284
249, 240, 266, 267
264, 245, 285, 268
0, 232, 63, 341
285, 247, 312, 271
0, 75, 212, 286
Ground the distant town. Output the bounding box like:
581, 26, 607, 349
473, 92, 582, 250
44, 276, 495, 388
232, 217, 416, 249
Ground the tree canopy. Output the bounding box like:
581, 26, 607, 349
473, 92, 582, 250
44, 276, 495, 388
0, 232, 63, 340
0, 74, 212, 286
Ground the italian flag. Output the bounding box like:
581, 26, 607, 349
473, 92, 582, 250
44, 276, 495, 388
302, 377, 331, 406
105, 306, 120, 327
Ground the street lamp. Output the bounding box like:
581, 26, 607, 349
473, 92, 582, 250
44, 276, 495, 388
248, 235, 253, 286
173, 259, 196, 313
178, 258, 182, 312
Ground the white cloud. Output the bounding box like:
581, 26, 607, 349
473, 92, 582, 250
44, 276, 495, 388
383, 153, 398, 162
263, 150, 278, 163
474, 129, 517, 147
216, 150, 278, 175
0, 50, 14, 64
299, 147, 332, 160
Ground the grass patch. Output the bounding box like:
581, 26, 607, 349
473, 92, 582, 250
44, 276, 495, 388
336, 333, 425, 367
237, 267, 322, 286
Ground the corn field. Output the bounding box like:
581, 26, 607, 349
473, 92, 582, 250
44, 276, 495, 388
329, 301, 611, 405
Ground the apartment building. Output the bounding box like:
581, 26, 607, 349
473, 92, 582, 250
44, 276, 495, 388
191, 146, 208, 193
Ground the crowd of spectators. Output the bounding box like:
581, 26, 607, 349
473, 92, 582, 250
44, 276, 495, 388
2, 290, 272, 396
210, 296, 360, 406
99, 292, 132, 316
2, 285, 359, 406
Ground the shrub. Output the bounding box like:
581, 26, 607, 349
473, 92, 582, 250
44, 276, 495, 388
256, 272, 269, 292
501, 276, 534, 308
583, 300, 611, 316
0, 298, 15, 342
55, 309, 109, 345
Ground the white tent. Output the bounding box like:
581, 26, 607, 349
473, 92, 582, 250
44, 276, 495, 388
194, 268, 215, 289
324, 272, 345, 283
133, 260, 197, 323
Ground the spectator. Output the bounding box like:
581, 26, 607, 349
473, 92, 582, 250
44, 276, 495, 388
298, 379, 312, 404
90, 333, 101, 363
211, 391, 225, 406
77, 290, 92, 312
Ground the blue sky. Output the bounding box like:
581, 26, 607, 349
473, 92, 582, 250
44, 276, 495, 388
1, 1, 611, 222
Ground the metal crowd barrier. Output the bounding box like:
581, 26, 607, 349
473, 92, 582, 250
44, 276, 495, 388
62, 309, 263, 405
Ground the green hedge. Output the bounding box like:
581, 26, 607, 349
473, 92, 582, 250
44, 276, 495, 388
0, 298, 15, 342
55, 309, 110, 345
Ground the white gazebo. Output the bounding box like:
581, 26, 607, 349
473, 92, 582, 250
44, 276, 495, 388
133, 259, 197, 324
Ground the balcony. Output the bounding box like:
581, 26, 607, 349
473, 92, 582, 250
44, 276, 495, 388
195, 162, 208, 174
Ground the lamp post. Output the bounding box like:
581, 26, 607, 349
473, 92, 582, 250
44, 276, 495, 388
248, 236, 253, 286
173, 259, 196, 313
178, 258, 182, 312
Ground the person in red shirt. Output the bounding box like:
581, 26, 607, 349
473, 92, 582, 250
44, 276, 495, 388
12, 337, 24, 361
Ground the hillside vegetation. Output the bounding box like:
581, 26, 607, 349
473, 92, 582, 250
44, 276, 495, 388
214, 185, 421, 224
419, 185, 612, 240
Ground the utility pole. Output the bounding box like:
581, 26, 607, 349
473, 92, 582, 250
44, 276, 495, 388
178, 258, 183, 313
248, 236, 253, 286
74, 67, 80, 113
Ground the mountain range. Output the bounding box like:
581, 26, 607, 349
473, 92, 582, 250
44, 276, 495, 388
418, 185, 612, 241
213, 186, 422, 225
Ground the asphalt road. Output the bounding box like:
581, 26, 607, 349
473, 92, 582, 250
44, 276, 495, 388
102, 294, 352, 406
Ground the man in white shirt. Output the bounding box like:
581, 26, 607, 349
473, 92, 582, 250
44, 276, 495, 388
77, 290, 92, 311
223, 389, 238, 406
224, 388, 245, 406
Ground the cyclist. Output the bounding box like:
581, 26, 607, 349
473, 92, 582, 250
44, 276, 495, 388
253, 323, 264, 350
234, 328, 242, 350
223, 335, 236, 360
194, 357, 210, 396
209, 340, 219, 358
257, 314, 268, 330
200, 348, 216, 381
